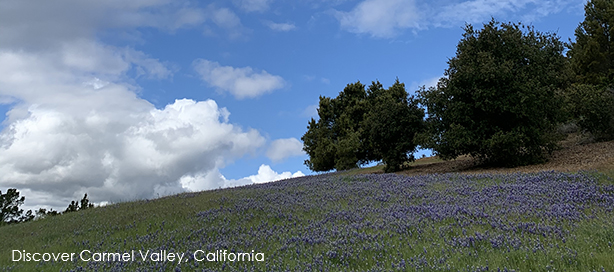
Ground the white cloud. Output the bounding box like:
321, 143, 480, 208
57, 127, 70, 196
266, 138, 305, 162
0, 0, 305, 213
0, 1, 262, 210
334, 0, 583, 38
302, 75, 330, 84
423, 76, 441, 89
179, 164, 304, 193
434, 0, 530, 27
0, 59, 266, 207
414, 76, 441, 90
193, 59, 286, 99
0, 0, 207, 49
211, 8, 242, 29
431, 0, 584, 29
245, 164, 305, 184
265, 21, 297, 31
233, 0, 273, 12
201, 4, 250, 39
57, 40, 172, 80
335, 0, 422, 38
301, 104, 319, 118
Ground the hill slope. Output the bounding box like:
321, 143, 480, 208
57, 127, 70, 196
346, 139, 614, 176
1, 141, 614, 271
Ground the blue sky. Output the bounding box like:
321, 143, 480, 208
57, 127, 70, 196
0, 0, 585, 210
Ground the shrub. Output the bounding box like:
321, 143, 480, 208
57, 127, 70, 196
565, 84, 614, 140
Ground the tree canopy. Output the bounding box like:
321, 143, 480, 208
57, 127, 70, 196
302, 80, 424, 172
363, 80, 425, 172
418, 20, 571, 166
568, 0, 614, 85
1, 188, 30, 224
565, 0, 614, 140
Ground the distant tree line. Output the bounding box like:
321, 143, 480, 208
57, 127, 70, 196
1, 188, 94, 226
303, 0, 614, 172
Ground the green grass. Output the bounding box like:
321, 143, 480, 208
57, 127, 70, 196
1, 170, 613, 271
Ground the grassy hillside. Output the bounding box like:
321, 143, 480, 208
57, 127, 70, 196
2, 168, 614, 271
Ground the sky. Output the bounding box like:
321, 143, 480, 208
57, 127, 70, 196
0, 0, 586, 211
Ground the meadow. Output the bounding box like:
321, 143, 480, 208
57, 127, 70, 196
1, 170, 613, 271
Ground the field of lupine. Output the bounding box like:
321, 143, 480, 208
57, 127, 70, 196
1, 171, 613, 271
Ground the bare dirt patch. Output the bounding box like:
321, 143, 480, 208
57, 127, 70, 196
396, 139, 614, 176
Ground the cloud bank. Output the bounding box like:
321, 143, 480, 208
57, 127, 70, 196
0, 0, 297, 212
0, 0, 207, 49
0, 49, 268, 207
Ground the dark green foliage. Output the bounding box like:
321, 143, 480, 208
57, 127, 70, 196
1, 188, 87, 226
419, 20, 571, 166
302, 116, 336, 171
80, 193, 93, 210
565, 0, 614, 140
303, 80, 424, 172
302, 82, 369, 172
65, 201, 79, 213
1, 188, 26, 224
35, 208, 60, 219
568, 0, 614, 85
21, 210, 34, 223
65, 193, 94, 213
363, 79, 425, 172
564, 84, 614, 140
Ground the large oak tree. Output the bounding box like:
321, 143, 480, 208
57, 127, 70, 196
303, 80, 424, 172
419, 20, 571, 166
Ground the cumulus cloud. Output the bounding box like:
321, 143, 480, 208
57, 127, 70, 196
335, 0, 422, 38
179, 164, 304, 192
244, 164, 305, 183
334, 0, 582, 38
0, 0, 287, 212
266, 138, 305, 162
0, 60, 266, 207
265, 21, 297, 31
193, 59, 286, 99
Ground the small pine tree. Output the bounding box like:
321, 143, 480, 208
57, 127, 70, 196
80, 193, 94, 210
64, 193, 94, 213
65, 201, 79, 213
1, 189, 26, 224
